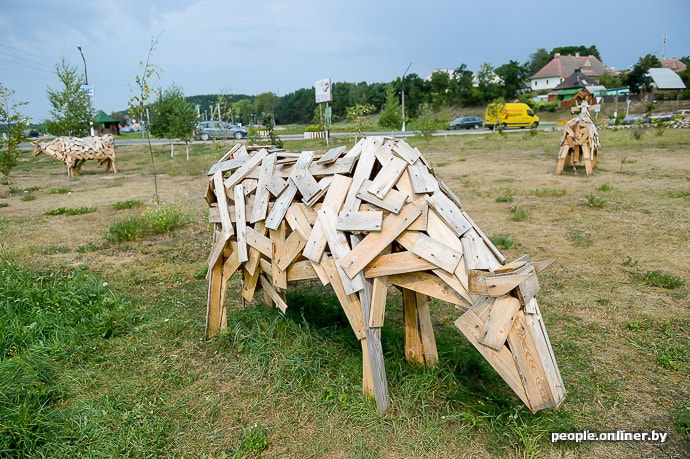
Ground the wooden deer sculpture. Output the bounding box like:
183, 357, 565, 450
556, 103, 601, 176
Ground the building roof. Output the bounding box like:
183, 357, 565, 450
647, 68, 686, 90
550, 68, 594, 90
93, 110, 117, 123
529, 54, 608, 80
660, 58, 687, 73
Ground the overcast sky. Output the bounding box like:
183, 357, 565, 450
2, 0, 689, 122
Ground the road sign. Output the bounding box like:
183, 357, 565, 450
81, 85, 94, 96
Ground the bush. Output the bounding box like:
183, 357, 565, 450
107, 205, 191, 243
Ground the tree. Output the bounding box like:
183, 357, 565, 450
377, 84, 402, 131
495, 60, 529, 100
415, 102, 439, 140
551, 45, 601, 60
254, 92, 279, 123
345, 103, 375, 140
475, 62, 501, 102
150, 84, 197, 159
428, 70, 451, 108
597, 71, 623, 89
44, 57, 91, 136
231, 98, 254, 125
486, 97, 506, 133
129, 35, 163, 203
527, 48, 551, 76
624, 54, 662, 94
0, 84, 27, 186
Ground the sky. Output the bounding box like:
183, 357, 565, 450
2, 0, 689, 123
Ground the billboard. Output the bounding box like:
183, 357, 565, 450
315, 78, 332, 103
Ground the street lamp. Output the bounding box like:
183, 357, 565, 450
76, 45, 94, 136
401, 62, 412, 132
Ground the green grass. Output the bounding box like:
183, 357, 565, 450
0, 257, 136, 456
666, 190, 690, 199
495, 195, 514, 203
107, 205, 192, 243
112, 199, 144, 210
533, 188, 566, 197
584, 194, 605, 208
635, 270, 684, 290
20, 195, 36, 201
567, 229, 593, 247
490, 234, 515, 250
47, 186, 71, 194
0, 202, 8, 208
45, 206, 96, 216
509, 205, 529, 221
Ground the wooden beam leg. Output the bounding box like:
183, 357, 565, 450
205, 255, 226, 339
403, 288, 424, 364
415, 293, 438, 366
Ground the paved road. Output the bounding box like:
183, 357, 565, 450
21, 123, 558, 148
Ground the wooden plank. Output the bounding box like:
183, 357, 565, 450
388, 271, 466, 306
223, 148, 268, 190
524, 301, 565, 405
370, 276, 388, 328
289, 150, 321, 202
270, 221, 288, 290
407, 164, 436, 194
368, 155, 408, 199
265, 182, 297, 230
274, 229, 307, 271
249, 153, 277, 223
286, 260, 318, 281
455, 309, 531, 410
507, 310, 563, 412
241, 265, 260, 302
233, 184, 248, 263
259, 274, 288, 313
391, 139, 421, 164
336, 210, 383, 232
207, 148, 248, 175
317, 206, 364, 294
316, 145, 347, 164
352, 233, 391, 415
426, 190, 472, 237
516, 266, 540, 305
284, 202, 314, 240
356, 179, 407, 214
467, 265, 534, 297
416, 292, 438, 366
462, 228, 497, 271
341, 203, 422, 279
410, 232, 462, 274
461, 210, 506, 266
303, 174, 352, 262
205, 255, 225, 339
245, 226, 273, 258
342, 144, 377, 213
364, 251, 436, 278
402, 288, 424, 364
478, 295, 521, 351
206, 227, 231, 275
308, 155, 357, 177
265, 174, 288, 197
212, 170, 234, 237
322, 256, 365, 340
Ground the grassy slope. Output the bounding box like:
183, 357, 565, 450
1, 128, 688, 458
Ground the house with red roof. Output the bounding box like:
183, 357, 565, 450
528, 54, 609, 91
660, 58, 687, 73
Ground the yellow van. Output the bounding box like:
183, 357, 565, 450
484, 102, 539, 130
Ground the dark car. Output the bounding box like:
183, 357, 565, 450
194, 121, 247, 140
449, 116, 483, 130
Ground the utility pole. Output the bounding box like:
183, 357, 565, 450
76, 45, 95, 136
401, 62, 412, 132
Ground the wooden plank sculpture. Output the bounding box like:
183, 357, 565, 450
556, 103, 600, 176
205, 137, 565, 415
33, 135, 117, 177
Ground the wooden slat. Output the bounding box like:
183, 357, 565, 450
289, 150, 321, 202
336, 210, 383, 232
259, 274, 288, 313
368, 155, 408, 199
322, 256, 365, 340
403, 288, 424, 364
416, 292, 438, 366
233, 184, 248, 263
388, 271, 466, 306
303, 174, 352, 262
356, 179, 407, 214
265, 182, 297, 230
274, 229, 307, 271
391, 139, 421, 164
317, 145, 347, 164
317, 206, 364, 294
455, 309, 532, 410
341, 203, 423, 279
249, 153, 277, 223
223, 148, 268, 190
478, 295, 521, 351
245, 226, 273, 258
370, 276, 388, 328
207, 153, 250, 176
364, 251, 436, 278
426, 190, 472, 237
286, 260, 318, 281
270, 221, 288, 290
407, 164, 436, 194
410, 232, 462, 274
342, 144, 377, 213
212, 170, 234, 237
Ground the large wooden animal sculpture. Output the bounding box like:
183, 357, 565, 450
33, 135, 117, 177
556, 103, 601, 176
204, 137, 565, 415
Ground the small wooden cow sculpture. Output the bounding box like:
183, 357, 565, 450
33, 135, 117, 177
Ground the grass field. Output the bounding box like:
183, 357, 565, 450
1, 127, 689, 458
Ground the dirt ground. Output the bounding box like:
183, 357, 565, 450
1, 130, 689, 458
